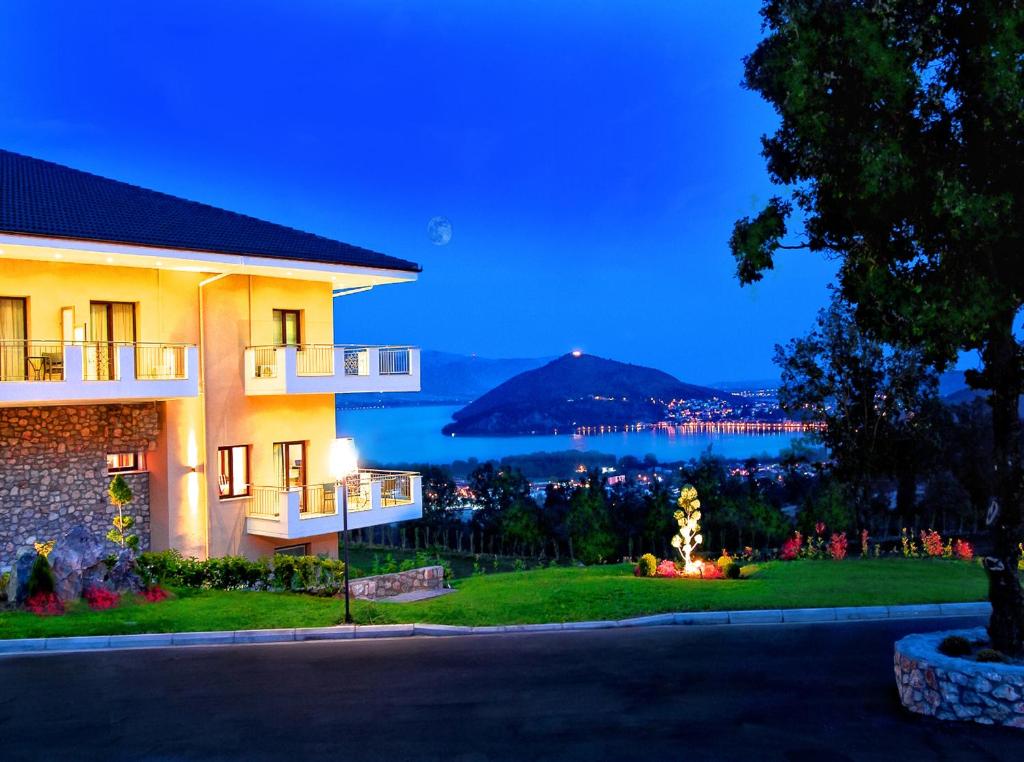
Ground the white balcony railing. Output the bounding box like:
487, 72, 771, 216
244, 470, 422, 540
243, 344, 420, 396
0, 341, 199, 406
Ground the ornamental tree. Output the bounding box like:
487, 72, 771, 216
671, 484, 703, 574
107, 474, 139, 551
731, 1, 1024, 654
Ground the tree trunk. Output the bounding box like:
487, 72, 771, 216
982, 318, 1024, 655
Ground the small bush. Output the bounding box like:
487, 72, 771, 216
84, 586, 120, 611
717, 554, 733, 569
780, 533, 803, 561
938, 635, 972, 657
27, 554, 55, 597
700, 562, 723, 579
0, 571, 9, 602
953, 539, 974, 561
724, 562, 742, 579
25, 592, 63, 616
655, 559, 679, 578
636, 553, 658, 578
976, 648, 1007, 664
140, 587, 170, 604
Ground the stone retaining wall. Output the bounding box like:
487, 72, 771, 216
348, 565, 445, 600
894, 627, 1024, 728
0, 404, 158, 569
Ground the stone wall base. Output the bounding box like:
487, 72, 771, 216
348, 566, 445, 600
894, 627, 1024, 728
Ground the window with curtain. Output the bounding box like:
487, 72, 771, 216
0, 297, 27, 381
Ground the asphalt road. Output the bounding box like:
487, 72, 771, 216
0, 616, 1019, 761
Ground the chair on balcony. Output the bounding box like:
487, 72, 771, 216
322, 483, 336, 515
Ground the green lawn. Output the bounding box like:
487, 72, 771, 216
0, 559, 987, 639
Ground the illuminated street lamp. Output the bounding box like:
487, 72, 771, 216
331, 437, 359, 624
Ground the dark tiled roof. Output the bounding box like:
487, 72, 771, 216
0, 149, 419, 272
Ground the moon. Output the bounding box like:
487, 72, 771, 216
427, 216, 452, 246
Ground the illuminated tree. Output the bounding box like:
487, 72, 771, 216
671, 485, 703, 574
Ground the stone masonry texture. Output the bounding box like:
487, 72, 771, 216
0, 403, 158, 570
894, 627, 1024, 728
348, 566, 445, 600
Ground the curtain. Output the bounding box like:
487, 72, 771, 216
0, 298, 26, 381
112, 303, 135, 343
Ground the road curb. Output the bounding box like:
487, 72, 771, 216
0, 601, 991, 656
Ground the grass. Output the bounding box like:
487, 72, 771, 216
0, 558, 988, 639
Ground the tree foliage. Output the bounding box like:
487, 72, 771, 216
731, 0, 1024, 651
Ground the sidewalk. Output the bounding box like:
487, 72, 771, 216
0, 600, 991, 655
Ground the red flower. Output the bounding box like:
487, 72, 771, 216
780, 532, 803, 561
953, 539, 974, 561
920, 529, 944, 558
700, 562, 724, 579
84, 586, 120, 611
25, 592, 64, 616
655, 559, 679, 578
815, 522, 826, 536
141, 587, 170, 603
828, 532, 848, 561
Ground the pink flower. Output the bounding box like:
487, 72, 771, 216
828, 532, 848, 560
780, 532, 803, 561
815, 522, 826, 536
655, 559, 679, 578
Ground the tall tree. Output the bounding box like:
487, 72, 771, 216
731, 1, 1024, 651
775, 294, 941, 525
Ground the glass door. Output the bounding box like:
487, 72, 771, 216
0, 297, 27, 381
89, 301, 135, 380
272, 309, 301, 346
274, 441, 307, 510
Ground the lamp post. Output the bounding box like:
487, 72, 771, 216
331, 437, 359, 625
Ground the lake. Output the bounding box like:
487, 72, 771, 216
337, 405, 805, 465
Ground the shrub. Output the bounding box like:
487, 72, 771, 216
25, 592, 63, 616
137, 550, 345, 594
636, 553, 658, 578
0, 571, 9, 602
976, 648, 1007, 664
724, 562, 742, 579
938, 635, 972, 657
700, 562, 724, 579
655, 559, 679, 578
860, 529, 869, 558
953, 539, 974, 561
920, 529, 944, 558
780, 532, 803, 561
828, 532, 848, 560
717, 553, 733, 569
27, 554, 55, 597
84, 586, 120, 611
140, 587, 169, 604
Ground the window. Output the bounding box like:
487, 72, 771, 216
274, 543, 309, 557
218, 445, 250, 499
107, 452, 141, 473
272, 309, 301, 346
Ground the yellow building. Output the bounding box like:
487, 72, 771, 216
0, 149, 422, 567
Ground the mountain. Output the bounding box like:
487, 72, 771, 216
442, 353, 732, 436
336, 350, 550, 407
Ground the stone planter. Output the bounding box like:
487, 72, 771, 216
347, 565, 445, 600
894, 627, 1024, 728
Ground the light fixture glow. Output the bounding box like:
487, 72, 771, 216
329, 437, 359, 480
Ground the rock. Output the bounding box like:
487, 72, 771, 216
107, 549, 143, 593
993, 684, 1020, 702
48, 525, 107, 601
5, 549, 36, 604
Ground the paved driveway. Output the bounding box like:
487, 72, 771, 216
0, 616, 1018, 761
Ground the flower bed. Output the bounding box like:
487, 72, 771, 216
894, 627, 1024, 728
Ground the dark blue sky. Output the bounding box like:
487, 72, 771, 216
0, 0, 836, 383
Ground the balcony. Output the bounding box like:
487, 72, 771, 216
245, 470, 423, 540
243, 344, 420, 396
0, 341, 199, 407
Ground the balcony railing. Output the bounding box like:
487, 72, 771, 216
0, 340, 199, 406
244, 345, 420, 396
245, 470, 423, 539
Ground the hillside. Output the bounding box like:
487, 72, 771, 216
442, 353, 731, 435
